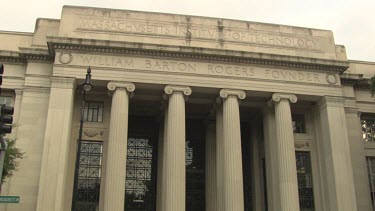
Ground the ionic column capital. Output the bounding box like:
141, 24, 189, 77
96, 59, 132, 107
107, 81, 135, 93
164, 85, 192, 96
219, 89, 246, 99
272, 93, 297, 103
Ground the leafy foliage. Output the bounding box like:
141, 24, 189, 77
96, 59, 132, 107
1, 139, 25, 184
371, 76, 375, 97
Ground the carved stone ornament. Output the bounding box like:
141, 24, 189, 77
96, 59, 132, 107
83, 129, 104, 138
58, 52, 73, 64
326, 73, 338, 85
107, 81, 135, 92
272, 93, 297, 103
295, 142, 310, 148
164, 85, 192, 96
219, 89, 246, 99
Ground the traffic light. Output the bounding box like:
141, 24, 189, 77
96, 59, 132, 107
0, 104, 13, 135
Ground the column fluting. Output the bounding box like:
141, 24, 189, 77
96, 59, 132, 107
216, 103, 224, 211
162, 85, 191, 211
103, 81, 135, 211
220, 89, 246, 211
205, 120, 217, 211
156, 105, 167, 211
272, 93, 300, 211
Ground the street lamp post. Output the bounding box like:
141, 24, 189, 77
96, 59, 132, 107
72, 67, 92, 211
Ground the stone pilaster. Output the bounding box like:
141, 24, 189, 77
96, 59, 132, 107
162, 85, 191, 211
103, 81, 135, 211
345, 108, 372, 211
205, 120, 217, 211
36, 77, 76, 211
219, 89, 246, 211
271, 93, 300, 211
317, 96, 358, 211
216, 103, 224, 211
12, 89, 23, 138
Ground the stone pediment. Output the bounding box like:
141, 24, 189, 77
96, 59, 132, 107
58, 5, 342, 61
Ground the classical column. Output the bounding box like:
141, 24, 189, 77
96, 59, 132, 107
103, 81, 135, 211
262, 103, 280, 211
216, 103, 224, 211
162, 85, 191, 211
205, 120, 217, 211
156, 103, 167, 211
271, 93, 300, 211
219, 89, 246, 211
36, 77, 76, 211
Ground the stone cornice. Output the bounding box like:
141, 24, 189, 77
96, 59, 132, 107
47, 36, 349, 73
340, 73, 371, 89
272, 93, 297, 103
219, 89, 246, 99
19, 47, 54, 62
0, 50, 26, 64
0, 48, 54, 64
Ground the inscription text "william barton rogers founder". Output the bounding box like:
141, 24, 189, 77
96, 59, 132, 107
77, 18, 319, 49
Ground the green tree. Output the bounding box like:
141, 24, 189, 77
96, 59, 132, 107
1, 139, 25, 184
371, 76, 375, 97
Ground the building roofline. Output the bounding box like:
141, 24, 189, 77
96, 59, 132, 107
348, 60, 375, 65
0, 30, 33, 36
62, 5, 333, 33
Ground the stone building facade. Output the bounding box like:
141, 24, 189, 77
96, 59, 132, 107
0, 5, 374, 211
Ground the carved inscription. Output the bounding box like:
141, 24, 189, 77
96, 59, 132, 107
76, 18, 319, 49
72, 54, 336, 85
208, 64, 255, 77
265, 69, 321, 83
80, 55, 134, 67
145, 59, 197, 72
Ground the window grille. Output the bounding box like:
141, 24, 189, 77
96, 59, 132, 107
296, 151, 315, 211
367, 157, 375, 210
83, 102, 104, 122
362, 119, 375, 142
125, 137, 156, 210
186, 140, 205, 211
74, 140, 103, 211
292, 114, 306, 133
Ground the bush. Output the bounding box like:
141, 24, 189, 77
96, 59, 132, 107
1, 139, 25, 184
371, 76, 375, 97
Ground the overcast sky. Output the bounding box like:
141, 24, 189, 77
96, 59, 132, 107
1, 0, 374, 61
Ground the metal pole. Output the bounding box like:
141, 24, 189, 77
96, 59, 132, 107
71, 91, 86, 211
